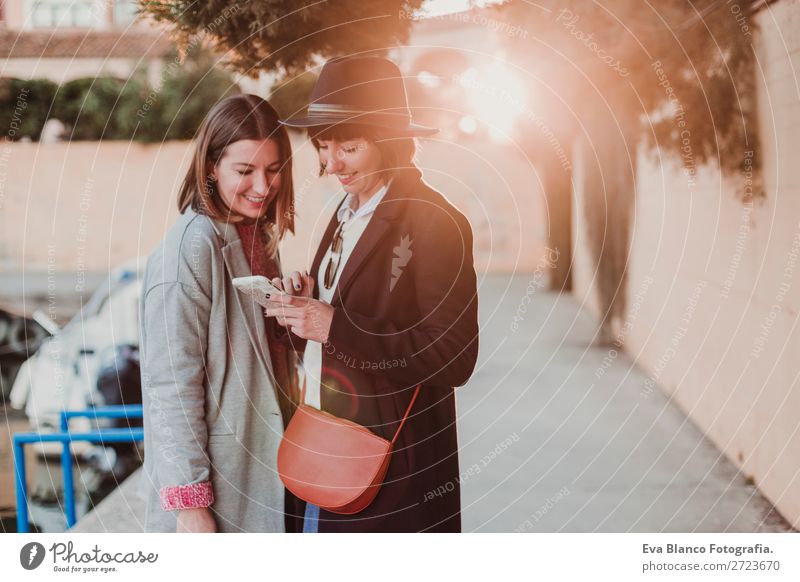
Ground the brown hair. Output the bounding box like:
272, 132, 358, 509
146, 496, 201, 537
178, 94, 295, 258
308, 124, 416, 179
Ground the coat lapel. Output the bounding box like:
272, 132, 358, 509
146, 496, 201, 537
310, 169, 422, 305
208, 215, 275, 383
329, 174, 412, 306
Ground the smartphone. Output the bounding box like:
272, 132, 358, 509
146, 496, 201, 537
232, 275, 287, 308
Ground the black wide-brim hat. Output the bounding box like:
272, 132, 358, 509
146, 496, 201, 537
279, 56, 438, 137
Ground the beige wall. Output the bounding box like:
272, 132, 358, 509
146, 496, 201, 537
3, 0, 27, 30
571, 0, 800, 528
0, 133, 546, 279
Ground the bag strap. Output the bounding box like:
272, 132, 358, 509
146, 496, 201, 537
299, 376, 421, 446
390, 384, 422, 446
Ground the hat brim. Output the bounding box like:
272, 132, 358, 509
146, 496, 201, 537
279, 116, 439, 137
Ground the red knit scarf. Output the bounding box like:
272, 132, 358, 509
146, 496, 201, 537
235, 222, 296, 425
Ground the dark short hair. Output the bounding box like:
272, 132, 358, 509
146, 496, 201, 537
308, 124, 417, 179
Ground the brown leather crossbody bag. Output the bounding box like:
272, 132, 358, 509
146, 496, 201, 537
277, 384, 421, 515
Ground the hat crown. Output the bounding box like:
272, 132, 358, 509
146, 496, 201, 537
310, 56, 409, 115
279, 56, 438, 136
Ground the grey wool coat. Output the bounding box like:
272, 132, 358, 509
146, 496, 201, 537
139, 208, 288, 532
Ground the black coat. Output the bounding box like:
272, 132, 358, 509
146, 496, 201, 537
302, 167, 480, 532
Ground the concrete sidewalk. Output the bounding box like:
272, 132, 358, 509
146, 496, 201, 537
70, 274, 794, 533
457, 274, 793, 532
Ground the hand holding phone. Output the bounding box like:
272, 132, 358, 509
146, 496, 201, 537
279, 270, 314, 298
232, 276, 287, 308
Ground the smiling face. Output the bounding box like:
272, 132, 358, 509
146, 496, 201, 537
211, 139, 283, 220
316, 137, 386, 200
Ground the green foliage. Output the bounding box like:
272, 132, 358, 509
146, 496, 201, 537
134, 49, 240, 141
0, 49, 239, 142
495, 0, 761, 200
53, 76, 130, 140
111, 72, 156, 139
267, 71, 318, 123
0, 78, 58, 140
140, 0, 425, 76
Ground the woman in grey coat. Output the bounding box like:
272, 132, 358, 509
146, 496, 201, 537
139, 95, 302, 532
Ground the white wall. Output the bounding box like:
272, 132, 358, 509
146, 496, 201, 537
571, 0, 800, 528
0, 134, 545, 276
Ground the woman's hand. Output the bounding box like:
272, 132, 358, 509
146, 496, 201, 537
176, 508, 217, 533
264, 295, 334, 344
272, 270, 314, 298
268, 271, 315, 331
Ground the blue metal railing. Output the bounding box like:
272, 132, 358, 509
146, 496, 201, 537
13, 405, 144, 533
59, 405, 143, 432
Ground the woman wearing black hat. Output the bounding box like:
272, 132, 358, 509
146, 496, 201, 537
267, 56, 479, 533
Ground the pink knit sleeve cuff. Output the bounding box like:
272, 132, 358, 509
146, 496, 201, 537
159, 481, 214, 511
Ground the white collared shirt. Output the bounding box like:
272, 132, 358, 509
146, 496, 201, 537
336, 181, 390, 223
302, 181, 391, 409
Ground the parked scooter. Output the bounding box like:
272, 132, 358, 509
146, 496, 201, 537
8, 259, 144, 531
0, 308, 51, 402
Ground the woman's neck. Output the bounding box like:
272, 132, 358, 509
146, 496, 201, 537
352, 180, 386, 212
